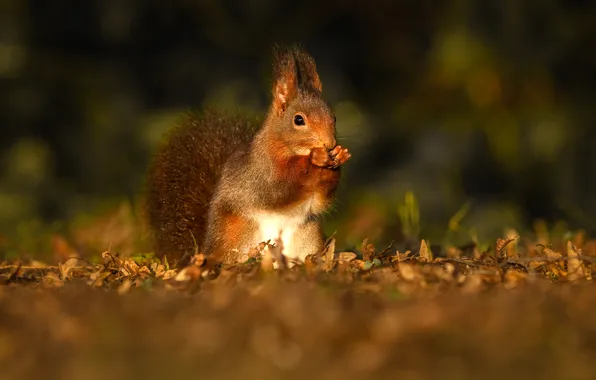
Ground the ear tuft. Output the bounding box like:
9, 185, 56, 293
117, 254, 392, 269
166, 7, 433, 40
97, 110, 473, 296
272, 45, 298, 115
292, 46, 322, 93
271, 44, 324, 115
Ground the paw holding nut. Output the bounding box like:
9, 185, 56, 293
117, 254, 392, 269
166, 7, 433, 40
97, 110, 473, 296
328, 145, 351, 168
310, 147, 334, 167
310, 145, 351, 169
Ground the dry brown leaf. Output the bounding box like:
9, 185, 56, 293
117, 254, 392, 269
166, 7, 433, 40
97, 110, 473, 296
101, 250, 122, 267
138, 266, 152, 277
419, 240, 432, 261
58, 258, 79, 280
87, 270, 111, 287
324, 239, 336, 272
351, 259, 366, 271
392, 250, 411, 262
497, 232, 518, 259
506, 230, 519, 258
337, 252, 357, 264
545, 263, 563, 281
123, 259, 140, 276
567, 241, 585, 282
151, 263, 165, 277
541, 246, 563, 260
361, 238, 376, 262
162, 270, 177, 280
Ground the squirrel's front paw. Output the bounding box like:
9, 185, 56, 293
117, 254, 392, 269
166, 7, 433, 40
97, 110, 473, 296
310, 147, 334, 167
329, 145, 351, 168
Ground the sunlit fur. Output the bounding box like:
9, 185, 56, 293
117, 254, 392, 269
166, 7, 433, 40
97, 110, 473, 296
146, 46, 346, 265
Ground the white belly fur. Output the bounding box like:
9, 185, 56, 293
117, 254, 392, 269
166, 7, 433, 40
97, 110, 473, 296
252, 196, 314, 260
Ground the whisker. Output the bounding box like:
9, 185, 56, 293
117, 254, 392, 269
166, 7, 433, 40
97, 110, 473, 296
335, 136, 360, 142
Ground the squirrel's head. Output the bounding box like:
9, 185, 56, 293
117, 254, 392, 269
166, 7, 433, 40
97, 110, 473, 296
266, 46, 336, 155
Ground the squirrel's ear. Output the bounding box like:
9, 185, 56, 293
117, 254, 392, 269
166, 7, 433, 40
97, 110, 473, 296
272, 46, 298, 115
294, 48, 322, 93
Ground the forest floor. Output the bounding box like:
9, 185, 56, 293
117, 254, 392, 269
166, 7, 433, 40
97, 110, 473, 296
1, 233, 596, 380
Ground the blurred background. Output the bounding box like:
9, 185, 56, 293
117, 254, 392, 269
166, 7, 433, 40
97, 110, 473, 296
1, 0, 595, 259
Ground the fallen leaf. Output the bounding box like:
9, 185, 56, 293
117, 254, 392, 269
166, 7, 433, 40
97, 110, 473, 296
58, 257, 79, 280
324, 239, 336, 272
337, 252, 357, 264
162, 270, 177, 280
419, 240, 432, 261
361, 238, 376, 262
567, 241, 585, 282
497, 235, 518, 259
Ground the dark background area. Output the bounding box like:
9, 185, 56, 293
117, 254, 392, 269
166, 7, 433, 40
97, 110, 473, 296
1, 0, 596, 255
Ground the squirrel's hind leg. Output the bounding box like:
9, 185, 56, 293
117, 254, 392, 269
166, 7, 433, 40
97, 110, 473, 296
206, 212, 260, 265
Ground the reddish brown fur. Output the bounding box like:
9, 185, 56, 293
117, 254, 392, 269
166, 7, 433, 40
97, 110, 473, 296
146, 46, 350, 266
263, 132, 341, 212
221, 214, 248, 246
273, 152, 340, 207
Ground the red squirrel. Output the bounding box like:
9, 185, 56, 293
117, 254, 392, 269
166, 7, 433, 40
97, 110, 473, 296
146, 45, 351, 266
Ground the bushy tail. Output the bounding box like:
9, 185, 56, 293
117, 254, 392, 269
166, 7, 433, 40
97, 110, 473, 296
145, 108, 259, 261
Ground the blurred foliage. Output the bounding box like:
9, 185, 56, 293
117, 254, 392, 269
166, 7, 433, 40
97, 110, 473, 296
1, 0, 596, 256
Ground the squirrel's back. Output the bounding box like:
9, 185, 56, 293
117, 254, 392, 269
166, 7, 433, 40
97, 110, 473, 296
145, 109, 260, 260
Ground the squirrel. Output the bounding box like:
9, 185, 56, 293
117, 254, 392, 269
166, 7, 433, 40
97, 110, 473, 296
145, 45, 351, 267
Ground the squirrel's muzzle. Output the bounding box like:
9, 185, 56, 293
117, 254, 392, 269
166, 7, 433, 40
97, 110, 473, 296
324, 137, 337, 150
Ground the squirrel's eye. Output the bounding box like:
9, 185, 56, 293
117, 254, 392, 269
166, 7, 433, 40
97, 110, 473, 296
293, 114, 305, 126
